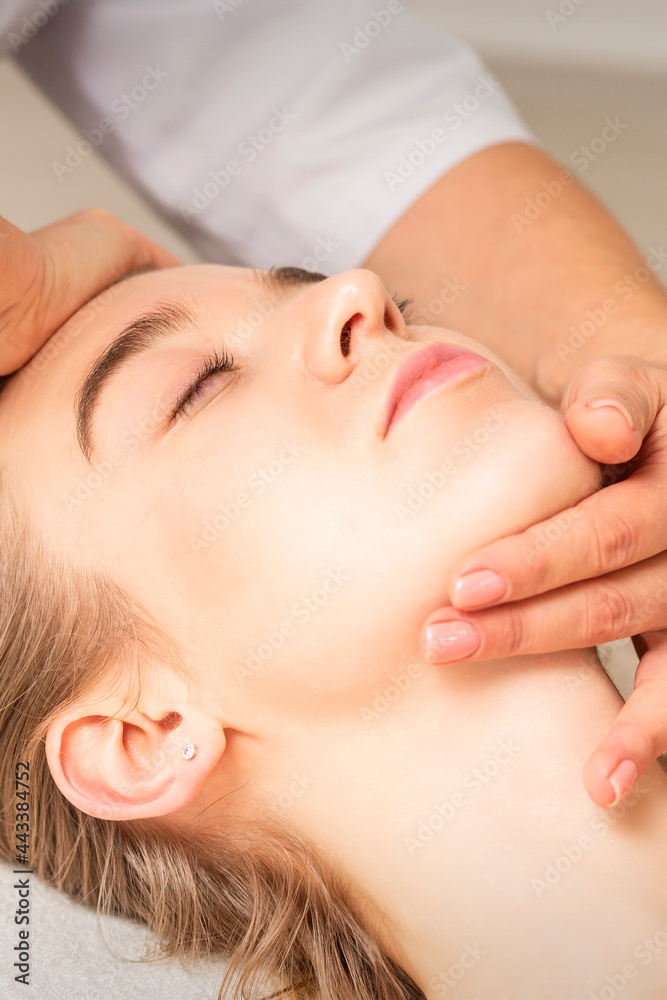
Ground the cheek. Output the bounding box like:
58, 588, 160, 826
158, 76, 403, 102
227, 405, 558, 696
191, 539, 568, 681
103, 399, 599, 722
131, 445, 426, 716
384, 398, 601, 594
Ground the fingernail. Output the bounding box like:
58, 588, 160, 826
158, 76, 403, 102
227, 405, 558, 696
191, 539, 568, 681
607, 758, 639, 806
587, 399, 635, 432
423, 620, 481, 662
454, 569, 506, 609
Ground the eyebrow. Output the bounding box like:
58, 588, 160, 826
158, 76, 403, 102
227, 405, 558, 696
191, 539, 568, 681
74, 265, 327, 464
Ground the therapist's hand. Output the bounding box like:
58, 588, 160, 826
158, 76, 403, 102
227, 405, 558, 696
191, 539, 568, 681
0, 209, 180, 375
419, 354, 667, 809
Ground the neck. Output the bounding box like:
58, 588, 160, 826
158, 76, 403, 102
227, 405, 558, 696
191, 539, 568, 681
268, 647, 667, 998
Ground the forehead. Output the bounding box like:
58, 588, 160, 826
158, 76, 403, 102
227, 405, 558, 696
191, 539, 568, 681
0, 264, 278, 507
0, 263, 264, 424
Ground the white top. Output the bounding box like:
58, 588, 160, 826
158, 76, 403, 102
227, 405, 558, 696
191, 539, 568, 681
4, 0, 534, 271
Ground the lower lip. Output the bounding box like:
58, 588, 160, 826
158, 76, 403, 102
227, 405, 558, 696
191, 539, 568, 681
387, 352, 492, 433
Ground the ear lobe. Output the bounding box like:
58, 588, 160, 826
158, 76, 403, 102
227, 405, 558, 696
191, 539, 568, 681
45, 704, 226, 821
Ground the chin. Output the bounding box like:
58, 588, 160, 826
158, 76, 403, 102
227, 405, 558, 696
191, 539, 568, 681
393, 395, 602, 591
467, 399, 601, 546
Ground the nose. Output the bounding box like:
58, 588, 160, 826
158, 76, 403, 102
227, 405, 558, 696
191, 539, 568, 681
298, 269, 406, 386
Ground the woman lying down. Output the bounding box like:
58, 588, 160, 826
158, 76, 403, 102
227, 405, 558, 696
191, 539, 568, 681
1, 263, 667, 1000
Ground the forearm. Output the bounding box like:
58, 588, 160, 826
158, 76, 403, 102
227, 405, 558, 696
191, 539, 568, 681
362, 142, 667, 404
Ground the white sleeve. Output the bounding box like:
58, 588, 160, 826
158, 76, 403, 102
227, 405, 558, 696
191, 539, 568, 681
15, 0, 536, 272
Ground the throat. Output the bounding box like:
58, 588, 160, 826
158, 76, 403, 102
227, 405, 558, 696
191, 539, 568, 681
288, 647, 667, 997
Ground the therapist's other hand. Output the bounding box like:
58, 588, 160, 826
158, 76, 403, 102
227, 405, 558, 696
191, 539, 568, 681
0, 209, 180, 375
419, 354, 667, 808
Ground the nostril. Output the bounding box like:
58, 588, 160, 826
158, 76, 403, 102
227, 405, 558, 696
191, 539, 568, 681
340, 316, 356, 358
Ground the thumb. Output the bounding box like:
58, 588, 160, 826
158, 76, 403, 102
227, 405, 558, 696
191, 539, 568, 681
0, 209, 180, 374
561, 355, 659, 464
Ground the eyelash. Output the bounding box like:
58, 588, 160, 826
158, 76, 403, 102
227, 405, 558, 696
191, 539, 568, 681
170, 346, 236, 421
392, 295, 412, 317
170, 298, 410, 422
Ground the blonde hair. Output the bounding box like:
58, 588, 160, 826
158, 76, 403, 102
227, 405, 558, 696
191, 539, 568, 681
0, 472, 426, 1000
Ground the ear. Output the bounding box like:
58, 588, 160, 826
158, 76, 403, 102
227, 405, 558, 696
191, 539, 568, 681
45, 698, 226, 821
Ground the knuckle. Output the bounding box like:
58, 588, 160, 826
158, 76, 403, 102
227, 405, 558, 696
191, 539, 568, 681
585, 582, 633, 642
590, 510, 636, 573
493, 606, 526, 656
574, 357, 626, 393
75, 206, 117, 228
517, 538, 552, 589
612, 718, 659, 764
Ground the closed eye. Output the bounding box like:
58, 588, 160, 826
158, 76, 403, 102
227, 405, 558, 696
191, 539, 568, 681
169, 346, 236, 423
392, 294, 413, 321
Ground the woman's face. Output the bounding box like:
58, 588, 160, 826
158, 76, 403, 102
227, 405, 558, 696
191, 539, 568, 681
0, 265, 600, 723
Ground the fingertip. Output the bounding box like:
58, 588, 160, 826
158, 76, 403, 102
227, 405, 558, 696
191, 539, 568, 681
587, 398, 636, 431
583, 766, 618, 807
452, 568, 507, 610
421, 619, 482, 663
583, 752, 640, 808
565, 399, 642, 464
607, 758, 639, 805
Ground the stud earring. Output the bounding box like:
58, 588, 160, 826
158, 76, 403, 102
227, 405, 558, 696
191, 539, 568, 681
181, 742, 198, 761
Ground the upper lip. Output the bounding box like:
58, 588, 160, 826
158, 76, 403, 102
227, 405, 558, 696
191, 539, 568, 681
382, 342, 480, 437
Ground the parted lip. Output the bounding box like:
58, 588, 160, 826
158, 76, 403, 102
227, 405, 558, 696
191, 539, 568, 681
382, 342, 490, 437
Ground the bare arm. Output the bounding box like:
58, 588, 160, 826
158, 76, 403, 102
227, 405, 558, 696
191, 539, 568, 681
362, 141, 667, 403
